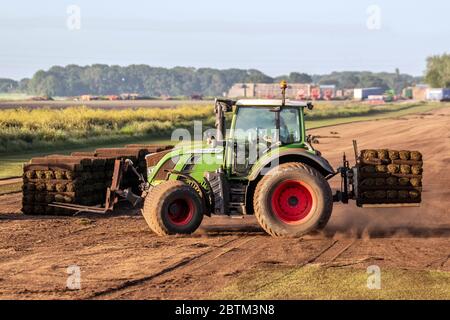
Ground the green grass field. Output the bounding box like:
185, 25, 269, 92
0, 104, 215, 154
0, 101, 448, 179
214, 264, 450, 300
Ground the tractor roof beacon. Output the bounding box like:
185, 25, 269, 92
139, 81, 422, 237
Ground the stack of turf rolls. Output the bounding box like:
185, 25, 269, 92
21, 145, 174, 216
22, 155, 116, 216
95, 144, 173, 180
357, 149, 423, 205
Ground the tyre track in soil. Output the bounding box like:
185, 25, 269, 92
388, 239, 450, 270
102, 237, 346, 299
88, 236, 257, 299
0, 220, 239, 299
234, 239, 340, 298
315, 239, 357, 266
426, 254, 450, 269
109, 235, 271, 299
0, 193, 22, 214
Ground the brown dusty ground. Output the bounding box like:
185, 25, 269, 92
0, 107, 449, 299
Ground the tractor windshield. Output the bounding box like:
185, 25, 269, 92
233, 107, 301, 144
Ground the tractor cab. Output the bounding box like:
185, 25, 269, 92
213, 86, 316, 177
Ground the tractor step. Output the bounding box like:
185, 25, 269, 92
229, 202, 246, 215
229, 183, 247, 215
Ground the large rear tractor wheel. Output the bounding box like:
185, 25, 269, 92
254, 163, 333, 237
142, 180, 204, 235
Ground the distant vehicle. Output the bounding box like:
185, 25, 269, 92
426, 88, 450, 101
402, 88, 413, 100
354, 87, 384, 101
80, 95, 99, 101
28, 96, 53, 101
384, 89, 396, 102
120, 93, 141, 100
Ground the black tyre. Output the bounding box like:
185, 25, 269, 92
142, 180, 203, 235
254, 163, 333, 237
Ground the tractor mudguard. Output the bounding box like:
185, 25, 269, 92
248, 148, 335, 181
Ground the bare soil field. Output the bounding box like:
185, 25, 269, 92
0, 99, 211, 110
0, 107, 449, 299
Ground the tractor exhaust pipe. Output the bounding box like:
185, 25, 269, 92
214, 99, 234, 144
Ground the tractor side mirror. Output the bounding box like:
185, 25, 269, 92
269, 107, 281, 112
306, 102, 314, 110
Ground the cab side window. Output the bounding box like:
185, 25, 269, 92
234, 107, 276, 140
280, 108, 301, 144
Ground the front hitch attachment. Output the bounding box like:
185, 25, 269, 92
332, 152, 354, 204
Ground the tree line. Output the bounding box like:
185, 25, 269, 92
425, 53, 450, 88
3, 59, 446, 97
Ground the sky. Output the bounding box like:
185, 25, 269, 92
0, 0, 449, 80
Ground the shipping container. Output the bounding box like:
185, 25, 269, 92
442, 88, 450, 101
310, 87, 321, 100
319, 85, 336, 100
353, 87, 384, 100
402, 88, 413, 99
426, 88, 450, 101
426, 88, 443, 101
344, 89, 354, 99
288, 84, 313, 99
412, 85, 428, 101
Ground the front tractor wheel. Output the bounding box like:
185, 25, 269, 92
142, 181, 204, 236
254, 163, 333, 237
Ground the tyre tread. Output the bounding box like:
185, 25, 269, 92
254, 162, 333, 237
143, 180, 195, 236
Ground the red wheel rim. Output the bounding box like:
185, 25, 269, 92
271, 180, 314, 224
167, 198, 194, 226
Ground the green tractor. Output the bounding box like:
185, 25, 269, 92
138, 82, 423, 237
51, 82, 423, 237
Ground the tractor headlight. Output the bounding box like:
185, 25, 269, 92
147, 166, 155, 176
